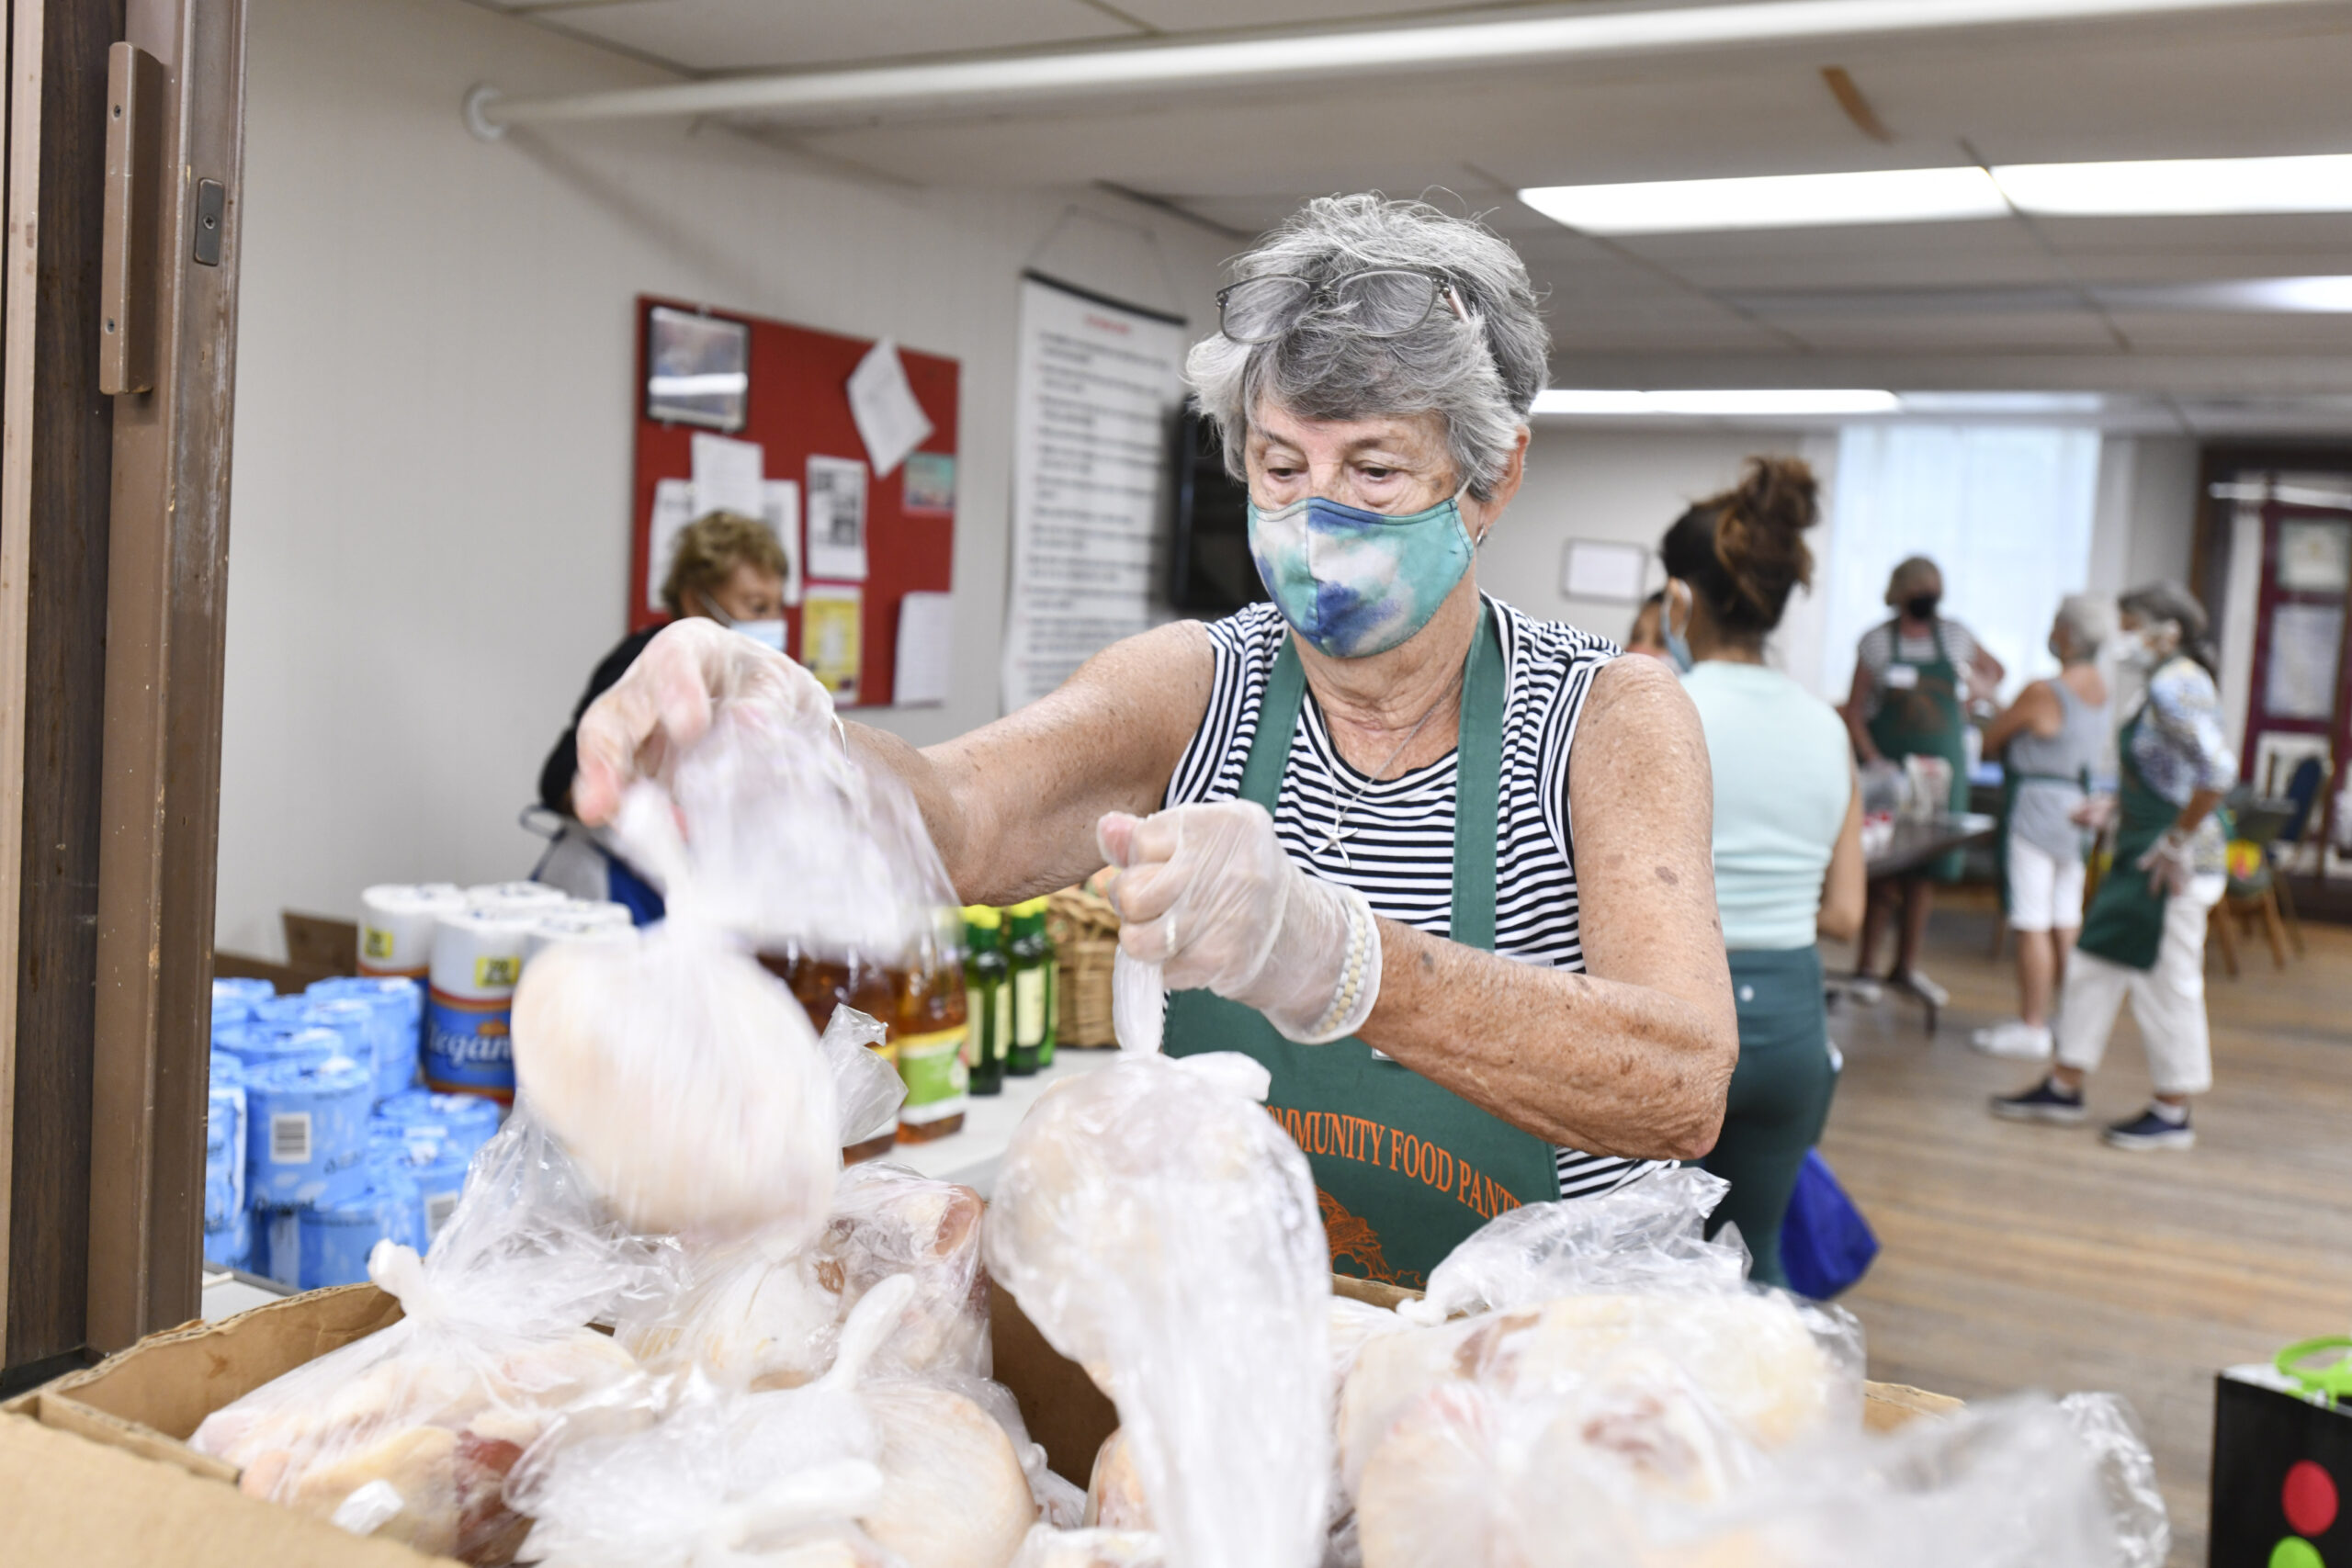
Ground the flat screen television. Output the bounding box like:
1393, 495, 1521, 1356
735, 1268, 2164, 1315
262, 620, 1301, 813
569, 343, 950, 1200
1168, 408, 1262, 615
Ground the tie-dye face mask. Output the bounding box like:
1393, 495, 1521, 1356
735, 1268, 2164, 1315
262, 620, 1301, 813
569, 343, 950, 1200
1249, 487, 1476, 660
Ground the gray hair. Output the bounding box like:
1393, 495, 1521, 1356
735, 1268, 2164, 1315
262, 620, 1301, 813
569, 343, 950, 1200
1184, 195, 1550, 502
2118, 579, 2219, 679
2052, 592, 2115, 658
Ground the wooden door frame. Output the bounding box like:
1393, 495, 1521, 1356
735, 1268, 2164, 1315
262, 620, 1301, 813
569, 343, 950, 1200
0, 0, 244, 1378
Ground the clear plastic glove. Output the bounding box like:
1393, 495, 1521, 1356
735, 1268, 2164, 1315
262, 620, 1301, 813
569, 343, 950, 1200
571, 618, 837, 825
1096, 802, 1379, 1045
2134, 828, 2197, 897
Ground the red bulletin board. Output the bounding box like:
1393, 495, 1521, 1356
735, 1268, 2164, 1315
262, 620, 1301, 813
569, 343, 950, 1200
629, 295, 959, 709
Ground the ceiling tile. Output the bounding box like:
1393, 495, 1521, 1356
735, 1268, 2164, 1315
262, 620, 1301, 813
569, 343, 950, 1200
534, 0, 1137, 74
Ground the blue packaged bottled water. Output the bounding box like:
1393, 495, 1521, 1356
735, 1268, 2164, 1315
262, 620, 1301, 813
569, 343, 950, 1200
210, 991, 254, 1044
243, 1055, 373, 1208
254, 1206, 302, 1288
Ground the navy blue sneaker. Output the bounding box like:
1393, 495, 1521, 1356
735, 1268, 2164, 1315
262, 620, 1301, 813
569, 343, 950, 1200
2102, 1107, 2195, 1150
1991, 1078, 2088, 1124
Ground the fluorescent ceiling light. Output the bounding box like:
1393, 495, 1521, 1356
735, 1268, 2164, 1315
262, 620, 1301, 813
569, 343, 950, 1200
1533, 389, 1899, 416
1894, 391, 2107, 414
1521, 153, 2352, 234
2104, 275, 2352, 312
1991, 153, 2352, 216
1520, 168, 2004, 234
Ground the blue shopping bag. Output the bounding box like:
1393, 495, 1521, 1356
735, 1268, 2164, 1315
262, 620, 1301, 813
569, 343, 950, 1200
1779, 1148, 1879, 1300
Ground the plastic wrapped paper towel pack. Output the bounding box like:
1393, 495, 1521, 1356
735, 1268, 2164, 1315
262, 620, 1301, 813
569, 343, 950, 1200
984, 1029, 1330, 1568
188, 1113, 671, 1564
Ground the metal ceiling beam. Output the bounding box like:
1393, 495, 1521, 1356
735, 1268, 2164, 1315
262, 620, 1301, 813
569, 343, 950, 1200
463, 0, 2346, 138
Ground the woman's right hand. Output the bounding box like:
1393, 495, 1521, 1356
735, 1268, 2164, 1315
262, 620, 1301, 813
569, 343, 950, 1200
571, 619, 835, 825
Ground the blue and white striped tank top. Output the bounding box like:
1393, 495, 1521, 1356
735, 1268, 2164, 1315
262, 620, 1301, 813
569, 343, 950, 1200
1165, 595, 1667, 1201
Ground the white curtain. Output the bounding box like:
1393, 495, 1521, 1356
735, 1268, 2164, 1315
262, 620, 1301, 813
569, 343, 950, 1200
1819, 424, 2102, 705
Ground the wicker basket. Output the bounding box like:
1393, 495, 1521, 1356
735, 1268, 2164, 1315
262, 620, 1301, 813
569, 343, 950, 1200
1047, 885, 1121, 1049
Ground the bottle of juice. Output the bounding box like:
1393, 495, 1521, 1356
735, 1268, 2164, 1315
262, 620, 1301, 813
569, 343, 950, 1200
894, 911, 970, 1145
1007, 899, 1051, 1076
1030, 896, 1058, 1067
961, 907, 1007, 1097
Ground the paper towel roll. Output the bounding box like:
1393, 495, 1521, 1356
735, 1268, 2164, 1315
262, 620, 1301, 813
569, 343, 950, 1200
243, 1055, 372, 1209
520, 902, 637, 965
465, 881, 568, 913
424, 909, 536, 1100
357, 884, 468, 977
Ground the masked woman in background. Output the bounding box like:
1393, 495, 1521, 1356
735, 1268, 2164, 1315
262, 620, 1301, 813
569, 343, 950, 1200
532, 511, 788, 918
1839, 555, 2005, 1008
1660, 458, 1864, 1286
571, 196, 1738, 1288
1994, 582, 2232, 1150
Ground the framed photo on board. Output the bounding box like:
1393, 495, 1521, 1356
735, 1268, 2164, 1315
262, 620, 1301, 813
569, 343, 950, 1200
646, 306, 750, 431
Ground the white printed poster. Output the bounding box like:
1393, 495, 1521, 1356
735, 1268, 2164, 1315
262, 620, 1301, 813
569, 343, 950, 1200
806, 455, 870, 582
1001, 274, 1189, 712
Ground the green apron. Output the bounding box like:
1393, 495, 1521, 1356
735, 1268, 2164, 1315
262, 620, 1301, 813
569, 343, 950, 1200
1865, 619, 1972, 884
2075, 708, 2173, 971
1163, 604, 1560, 1290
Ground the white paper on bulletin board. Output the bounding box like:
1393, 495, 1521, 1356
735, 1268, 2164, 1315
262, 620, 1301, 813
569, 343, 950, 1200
1001, 274, 1188, 713
646, 479, 695, 614
1562, 539, 1649, 603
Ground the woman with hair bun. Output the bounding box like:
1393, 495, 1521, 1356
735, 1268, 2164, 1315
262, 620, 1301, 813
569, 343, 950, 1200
1658, 457, 1865, 1287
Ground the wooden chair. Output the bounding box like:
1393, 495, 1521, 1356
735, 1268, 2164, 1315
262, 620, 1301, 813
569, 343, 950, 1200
2210, 800, 2296, 976
2267, 756, 2330, 959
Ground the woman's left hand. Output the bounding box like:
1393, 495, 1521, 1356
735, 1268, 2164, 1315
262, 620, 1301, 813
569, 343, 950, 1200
1097, 802, 1377, 1043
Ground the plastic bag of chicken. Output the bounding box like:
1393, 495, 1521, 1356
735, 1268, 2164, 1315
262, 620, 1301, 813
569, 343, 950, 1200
512, 704, 857, 1244
1338, 1168, 1864, 1507
985, 1048, 1330, 1568
1368, 1382, 2159, 1568
189, 1113, 668, 1564
615, 1159, 989, 1392
514, 1274, 1045, 1568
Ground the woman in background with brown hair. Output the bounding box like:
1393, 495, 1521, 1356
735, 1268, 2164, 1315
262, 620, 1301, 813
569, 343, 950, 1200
1660, 458, 1865, 1286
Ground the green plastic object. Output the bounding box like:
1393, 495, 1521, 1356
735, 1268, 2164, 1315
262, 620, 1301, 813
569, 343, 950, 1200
2276, 1336, 2352, 1406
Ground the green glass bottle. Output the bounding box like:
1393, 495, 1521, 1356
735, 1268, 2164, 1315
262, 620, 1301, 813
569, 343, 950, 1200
1030, 897, 1058, 1068
1007, 898, 1051, 1076
961, 906, 1008, 1096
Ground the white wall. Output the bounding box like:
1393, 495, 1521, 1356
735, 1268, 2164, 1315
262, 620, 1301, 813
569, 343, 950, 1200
215, 0, 1231, 956
1481, 425, 1838, 687
2087, 435, 2200, 596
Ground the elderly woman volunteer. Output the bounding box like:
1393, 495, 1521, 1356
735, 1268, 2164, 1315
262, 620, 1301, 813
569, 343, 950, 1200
1995, 582, 2232, 1151
570, 196, 1737, 1288
1972, 595, 2112, 1061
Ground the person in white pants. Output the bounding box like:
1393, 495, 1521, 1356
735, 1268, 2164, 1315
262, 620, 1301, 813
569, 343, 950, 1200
1994, 583, 2233, 1151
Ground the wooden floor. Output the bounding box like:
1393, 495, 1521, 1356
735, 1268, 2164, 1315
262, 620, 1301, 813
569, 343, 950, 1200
1817, 899, 2352, 1567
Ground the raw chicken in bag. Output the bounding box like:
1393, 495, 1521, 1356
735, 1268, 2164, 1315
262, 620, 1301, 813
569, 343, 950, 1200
189, 1114, 664, 1563
514, 704, 873, 1243
985, 1032, 1331, 1568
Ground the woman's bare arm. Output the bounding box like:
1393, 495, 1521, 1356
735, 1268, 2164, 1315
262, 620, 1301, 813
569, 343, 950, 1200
1357, 656, 1736, 1161
850, 620, 1215, 905
1841, 660, 1882, 763
1817, 757, 1866, 942
1980, 679, 2059, 758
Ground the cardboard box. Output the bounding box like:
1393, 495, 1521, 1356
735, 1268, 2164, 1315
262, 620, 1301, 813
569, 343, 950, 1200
2, 1272, 1955, 1565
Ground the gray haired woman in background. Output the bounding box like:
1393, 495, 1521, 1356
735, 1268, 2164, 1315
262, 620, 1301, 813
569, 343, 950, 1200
1995, 582, 2233, 1151
572, 195, 1737, 1285
1971, 594, 2113, 1061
